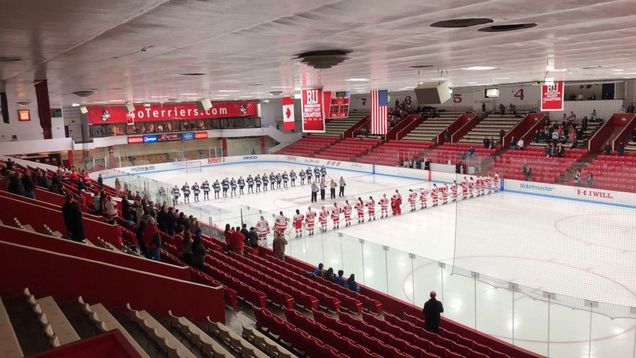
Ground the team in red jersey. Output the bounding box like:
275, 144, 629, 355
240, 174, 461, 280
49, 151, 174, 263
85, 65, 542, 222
256, 216, 270, 244
379, 194, 389, 218
408, 189, 418, 211
355, 198, 365, 223
343, 200, 352, 227
293, 209, 304, 238
305, 207, 316, 236
366, 196, 376, 220
319, 207, 329, 232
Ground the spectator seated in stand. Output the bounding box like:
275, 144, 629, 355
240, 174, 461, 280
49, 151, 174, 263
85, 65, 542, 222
335, 270, 346, 287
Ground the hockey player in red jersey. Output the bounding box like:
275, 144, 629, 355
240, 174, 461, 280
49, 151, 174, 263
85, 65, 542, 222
419, 188, 428, 209
450, 180, 458, 202
331, 203, 341, 229
366, 196, 377, 220
441, 184, 449, 204
468, 177, 475, 198
305, 207, 316, 236
392, 190, 402, 215
493, 172, 500, 192
461, 177, 468, 200
431, 184, 439, 206
354, 197, 365, 223
274, 211, 289, 237
379, 194, 389, 218
319, 207, 329, 232
343, 200, 352, 227
408, 189, 417, 211
293, 209, 304, 238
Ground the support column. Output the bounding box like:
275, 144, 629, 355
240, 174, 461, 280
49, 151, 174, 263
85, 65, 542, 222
34, 80, 52, 139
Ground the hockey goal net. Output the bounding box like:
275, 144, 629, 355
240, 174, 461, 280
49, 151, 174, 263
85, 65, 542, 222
185, 160, 202, 173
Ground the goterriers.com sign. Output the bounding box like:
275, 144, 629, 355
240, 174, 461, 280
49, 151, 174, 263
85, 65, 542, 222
87, 101, 257, 125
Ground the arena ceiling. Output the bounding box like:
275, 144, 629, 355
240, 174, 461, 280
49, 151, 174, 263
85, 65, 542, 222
1, 0, 636, 105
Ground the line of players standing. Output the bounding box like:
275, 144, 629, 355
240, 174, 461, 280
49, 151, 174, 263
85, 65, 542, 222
167, 166, 328, 207
253, 173, 500, 244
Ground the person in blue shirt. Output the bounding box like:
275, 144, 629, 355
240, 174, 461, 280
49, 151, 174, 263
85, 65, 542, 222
313, 263, 324, 276
347, 274, 360, 292
335, 270, 346, 287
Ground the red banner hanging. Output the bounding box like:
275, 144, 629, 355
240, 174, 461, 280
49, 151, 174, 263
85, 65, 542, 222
301, 89, 325, 133
540, 82, 564, 111
88, 101, 257, 125
282, 96, 295, 130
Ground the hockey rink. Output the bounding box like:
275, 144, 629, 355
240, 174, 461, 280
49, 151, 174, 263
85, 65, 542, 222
108, 161, 636, 358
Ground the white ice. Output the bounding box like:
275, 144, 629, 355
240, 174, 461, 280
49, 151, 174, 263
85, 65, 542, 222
112, 162, 636, 358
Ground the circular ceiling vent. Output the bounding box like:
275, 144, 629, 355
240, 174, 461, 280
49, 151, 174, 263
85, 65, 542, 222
431, 18, 493, 28
296, 50, 351, 69
73, 90, 94, 97
479, 23, 537, 32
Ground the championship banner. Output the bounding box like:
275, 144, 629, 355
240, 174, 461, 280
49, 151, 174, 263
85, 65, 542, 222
322, 91, 332, 119
282, 96, 295, 130
87, 101, 257, 125
301, 89, 325, 133
328, 91, 351, 119
540, 82, 564, 111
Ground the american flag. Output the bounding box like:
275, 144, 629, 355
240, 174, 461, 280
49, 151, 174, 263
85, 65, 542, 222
370, 89, 388, 135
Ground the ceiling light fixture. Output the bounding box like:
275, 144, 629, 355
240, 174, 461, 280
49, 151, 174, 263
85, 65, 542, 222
462, 66, 496, 71
548, 68, 567, 72
345, 78, 369, 82
271, 86, 292, 89
214, 95, 230, 97
71, 103, 80, 107
217, 90, 240, 93
180, 92, 198, 96
612, 69, 624, 72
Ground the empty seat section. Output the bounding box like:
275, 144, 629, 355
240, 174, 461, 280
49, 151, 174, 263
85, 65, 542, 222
576, 153, 636, 192
277, 136, 340, 157
460, 114, 523, 145
314, 138, 382, 161
357, 140, 434, 166
491, 147, 586, 183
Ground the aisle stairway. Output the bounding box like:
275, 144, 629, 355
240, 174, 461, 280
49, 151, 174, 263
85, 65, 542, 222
403, 110, 465, 142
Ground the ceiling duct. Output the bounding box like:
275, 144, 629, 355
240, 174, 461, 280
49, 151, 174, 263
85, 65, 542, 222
296, 50, 351, 69
73, 90, 94, 97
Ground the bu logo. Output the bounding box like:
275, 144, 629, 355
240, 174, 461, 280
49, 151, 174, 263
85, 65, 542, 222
546, 83, 559, 94
305, 90, 319, 104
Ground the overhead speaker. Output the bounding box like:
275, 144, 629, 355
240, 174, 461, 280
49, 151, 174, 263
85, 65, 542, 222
197, 98, 212, 111
414, 81, 451, 104
80, 106, 88, 114
125, 103, 135, 113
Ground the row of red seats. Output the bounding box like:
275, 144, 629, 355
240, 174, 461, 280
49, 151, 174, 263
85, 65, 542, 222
578, 153, 636, 193
315, 139, 382, 161
313, 309, 412, 358
235, 252, 357, 313
202, 262, 268, 309
254, 307, 345, 357
259, 248, 382, 313
284, 307, 381, 358
278, 136, 340, 156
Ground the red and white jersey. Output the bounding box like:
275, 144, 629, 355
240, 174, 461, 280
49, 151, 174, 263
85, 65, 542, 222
379, 197, 389, 210
461, 181, 468, 194
331, 208, 340, 222
431, 188, 438, 200
419, 190, 428, 204
476, 178, 483, 190
354, 202, 365, 216
468, 181, 475, 192
486, 177, 493, 191
366, 201, 376, 214
493, 174, 500, 189
293, 214, 304, 229
305, 211, 316, 228
319, 210, 329, 224
343, 204, 352, 218
274, 215, 289, 234
256, 220, 270, 237
441, 186, 448, 199
408, 192, 417, 204
450, 183, 458, 197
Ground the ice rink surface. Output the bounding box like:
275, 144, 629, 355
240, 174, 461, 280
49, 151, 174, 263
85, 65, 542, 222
116, 162, 636, 358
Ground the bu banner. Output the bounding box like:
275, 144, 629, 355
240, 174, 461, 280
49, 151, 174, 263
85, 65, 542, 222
540, 82, 564, 111
301, 89, 325, 133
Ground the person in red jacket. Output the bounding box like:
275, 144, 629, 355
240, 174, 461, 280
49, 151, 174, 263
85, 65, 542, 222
231, 226, 245, 255
143, 218, 160, 260
223, 224, 234, 249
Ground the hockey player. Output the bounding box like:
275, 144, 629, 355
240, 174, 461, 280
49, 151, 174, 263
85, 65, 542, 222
392, 190, 402, 215
354, 197, 365, 223
441, 184, 449, 204
331, 203, 341, 229
202, 180, 210, 200
213, 180, 221, 199
493, 172, 500, 192
431, 184, 439, 206
460, 177, 468, 200
450, 180, 458, 202
408, 189, 417, 211
366, 196, 377, 220
247, 175, 254, 194
299, 169, 306, 185
468, 177, 475, 198
254, 174, 261, 192
274, 211, 289, 238
276, 173, 282, 189
379, 194, 389, 218
293, 209, 304, 238
343, 200, 352, 227
290, 170, 297, 187
282, 171, 289, 188
321, 165, 327, 178
306, 167, 313, 183
419, 188, 428, 209
238, 176, 245, 195
171, 185, 180, 206
474, 177, 482, 197
485, 175, 493, 194
319, 206, 329, 232
262, 173, 269, 192
230, 177, 237, 197
192, 182, 200, 202
305, 207, 316, 236
314, 167, 321, 183
269, 172, 276, 190
181, 182, 191, 204
158, 186, 167, 204
256, 216, 270, 244
221, 178, 229, 198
